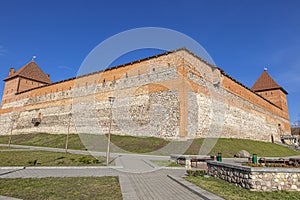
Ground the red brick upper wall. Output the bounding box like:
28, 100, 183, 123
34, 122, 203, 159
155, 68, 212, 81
1, 49, 290, 124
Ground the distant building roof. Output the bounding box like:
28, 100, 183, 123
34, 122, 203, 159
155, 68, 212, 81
4, 61, 52, 84
251, 70, 287, 94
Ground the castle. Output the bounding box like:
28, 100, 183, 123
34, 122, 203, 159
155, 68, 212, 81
0, 48, 291, 142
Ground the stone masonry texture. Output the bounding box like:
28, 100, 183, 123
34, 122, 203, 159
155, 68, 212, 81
208, 161, 300, 192
0, 49, 291, 141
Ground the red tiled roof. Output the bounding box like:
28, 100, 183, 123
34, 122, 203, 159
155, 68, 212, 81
4, 61, 52, 84
251, 70, 287, 94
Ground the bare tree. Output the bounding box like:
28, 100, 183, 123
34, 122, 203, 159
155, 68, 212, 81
291, 114, 300, 136
8, 112, 20, 148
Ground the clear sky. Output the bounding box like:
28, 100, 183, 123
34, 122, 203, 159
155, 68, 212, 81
0, 0, 299, 123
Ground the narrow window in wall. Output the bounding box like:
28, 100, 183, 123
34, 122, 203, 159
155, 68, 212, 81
278, 124, 283, 137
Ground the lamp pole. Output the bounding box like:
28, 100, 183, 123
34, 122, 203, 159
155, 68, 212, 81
106, 96, 115, 166
65, 113, 72, 153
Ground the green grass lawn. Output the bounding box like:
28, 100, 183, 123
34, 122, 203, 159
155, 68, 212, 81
184, 138, 300, 157
186, 176, 300, 200
0, 150, 106, 166
0, 177, 122, 200
0, 133, 87, 150
110, 134, 170, 153
0, 146, 12, 150
0, 133, 299, 157
150, 160, 182, 167
0, 133, 170, 154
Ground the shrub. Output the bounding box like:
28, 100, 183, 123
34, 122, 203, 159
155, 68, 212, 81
243, 163, 263, 167
186, 170, 206, 176
78, 156, 100, 164
78, 156, 92, 164
27, 159, 38, 166
265, 163, 288, 168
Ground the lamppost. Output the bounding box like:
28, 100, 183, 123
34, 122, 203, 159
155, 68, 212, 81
106, 96, 115, 166
65, 113, 72, 153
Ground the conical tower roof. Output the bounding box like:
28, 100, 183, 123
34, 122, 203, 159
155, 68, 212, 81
251, 70, 287, 94
4, 61, 51, 84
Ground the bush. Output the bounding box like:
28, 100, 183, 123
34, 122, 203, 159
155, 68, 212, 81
186, 170, 206, 176
27, 159, 39, 166
78, 156, 100, 164
243, 163, 263, 167
243, 163, 300, 168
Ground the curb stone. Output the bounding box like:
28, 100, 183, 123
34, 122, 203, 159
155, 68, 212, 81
0, 195, 22, 200
167, 175, 224, 200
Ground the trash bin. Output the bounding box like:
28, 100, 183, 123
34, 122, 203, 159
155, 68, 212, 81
252, 154, 257, 164
217, 152, 222, 162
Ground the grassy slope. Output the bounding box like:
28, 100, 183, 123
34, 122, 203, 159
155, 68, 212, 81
0, 133, 170, 153
186, 176, 300, 200
0, 133, 299, 157
111, 134, 170, 153
0, 150, 106, 166
0, 177, 122, 200
0, 133, 86, 150
185, 138, 300, 157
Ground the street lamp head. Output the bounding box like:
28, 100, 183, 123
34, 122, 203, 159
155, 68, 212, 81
108, 96, 115, 105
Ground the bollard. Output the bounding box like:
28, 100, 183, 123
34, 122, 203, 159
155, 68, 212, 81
185, 158, 191, 170
210, 155, 216, 161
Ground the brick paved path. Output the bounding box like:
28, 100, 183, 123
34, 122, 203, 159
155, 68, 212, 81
124, 170, 203, 200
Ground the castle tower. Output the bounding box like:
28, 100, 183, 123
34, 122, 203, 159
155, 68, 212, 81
2, 61, 51, 105
251, 69, 288, 113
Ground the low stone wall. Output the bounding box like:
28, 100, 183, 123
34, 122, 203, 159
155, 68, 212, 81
207, 161, 300, 191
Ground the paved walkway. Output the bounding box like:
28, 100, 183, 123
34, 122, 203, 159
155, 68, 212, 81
0, 144, 223, 200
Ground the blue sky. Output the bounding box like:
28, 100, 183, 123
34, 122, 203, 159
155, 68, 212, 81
0, 0, 299, 123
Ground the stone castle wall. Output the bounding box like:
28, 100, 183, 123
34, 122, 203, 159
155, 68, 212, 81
208, 161, 300, 192
0, 50, 291, 141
